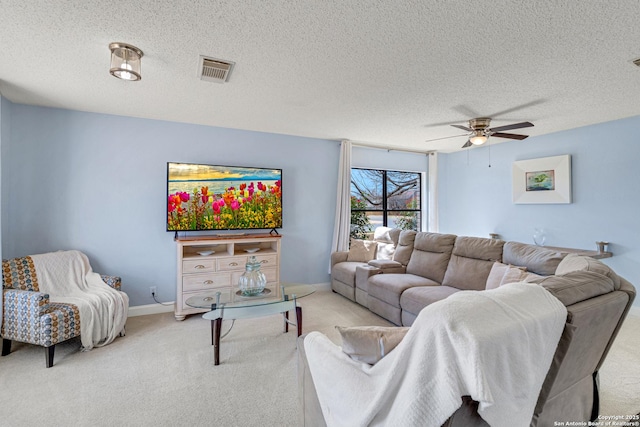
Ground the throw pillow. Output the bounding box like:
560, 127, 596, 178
522, 271, 543, 282
336, 325, 410, 365
376, 242, 395, 260
486, 262, 510, 290
346, 239, 378, 262
373, 226, 395, 243
485, 262, 528, 290
555, 253, 621, 289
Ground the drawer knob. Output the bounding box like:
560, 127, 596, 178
229, 262, 238, 267
260, 260, 268, 264
204, 280, 214, 285
195, 265, 205, 269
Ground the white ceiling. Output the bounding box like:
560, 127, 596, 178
2, 1, 640, 153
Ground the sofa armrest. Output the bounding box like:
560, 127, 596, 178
367, 259, 406, 273
355, 265, 381, 290
330, 251, 349, 268
2, 288, 50, 325
297, 334, 327, 427
100, 274, 122, 290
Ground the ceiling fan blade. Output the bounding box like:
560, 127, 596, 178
461, 140, 472, 148
424, 133, 469, 143
488, 99, 545, 118
491, 132, 529, 140
451, 124, 473, 132
488, 121, 534, 132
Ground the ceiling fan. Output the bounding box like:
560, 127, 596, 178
429, 118, 534, 148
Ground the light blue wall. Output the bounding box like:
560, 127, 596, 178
0, 95, 8, 322
0, 96, 6, 253
5, 102, 638, 308
2, 104, 339, 306
439, 115, 640, 305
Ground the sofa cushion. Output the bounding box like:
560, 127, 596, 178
368, 273, 439, 308
555, 254, 621, 290
400, 285, 460, 315
529, 270, 615, 306
392, 230, 417, 266
503, 242, 566, 275
442, 236, 505, 291
347, 239, 378, 262
336, 325, 410, 365
405, 232, 457, 283
485, 262, 527, 290
332, 261, 367, 285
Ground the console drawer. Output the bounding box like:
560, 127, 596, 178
183, 259, 215, 274
183, 273, 231, 292
254, 254, 277, 268
217, 257, 246, 271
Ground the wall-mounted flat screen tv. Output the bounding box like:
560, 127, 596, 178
167, 162, 282, 231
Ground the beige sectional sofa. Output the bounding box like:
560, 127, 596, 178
312, 231, 637, 425
332, 231, 571, 326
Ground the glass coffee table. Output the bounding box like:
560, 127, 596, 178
185, 284, 315, 365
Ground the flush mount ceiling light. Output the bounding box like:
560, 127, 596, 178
469, 130, 488, 145
109, 42, 143, 81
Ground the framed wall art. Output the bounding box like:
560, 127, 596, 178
512, 155, 571, 204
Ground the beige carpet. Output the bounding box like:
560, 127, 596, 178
0, 288, 638, 426
599, 309, 640, 418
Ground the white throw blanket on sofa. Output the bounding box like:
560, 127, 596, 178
32, 250, 129, 351
305, 283, 566, 427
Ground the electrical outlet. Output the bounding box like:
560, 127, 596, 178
149, 286, 157, 297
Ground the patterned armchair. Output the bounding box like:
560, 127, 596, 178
1, 256, 122, 368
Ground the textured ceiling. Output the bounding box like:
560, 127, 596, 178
1, 1, 640, 153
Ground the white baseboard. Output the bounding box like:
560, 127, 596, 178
128, 302, 175, 317
314, 282, 331, 291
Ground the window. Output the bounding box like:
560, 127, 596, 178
350, 168, 421, 239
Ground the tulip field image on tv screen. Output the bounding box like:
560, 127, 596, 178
167, 162, 282, 231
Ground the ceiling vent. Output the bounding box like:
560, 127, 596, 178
198, 56, 234, 83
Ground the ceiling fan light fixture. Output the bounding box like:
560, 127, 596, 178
469, 132, 488, 145
109, 42, 143, 81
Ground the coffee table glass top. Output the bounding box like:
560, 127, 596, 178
185, 283, 315, 310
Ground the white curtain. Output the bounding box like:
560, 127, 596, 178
331, 140, 352, 254
428, 152, 439, 232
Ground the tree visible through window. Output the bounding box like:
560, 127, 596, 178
350, 168, 421, 239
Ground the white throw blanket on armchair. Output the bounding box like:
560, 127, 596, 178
305, 283, 567, 427
32, 250, 129, 351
